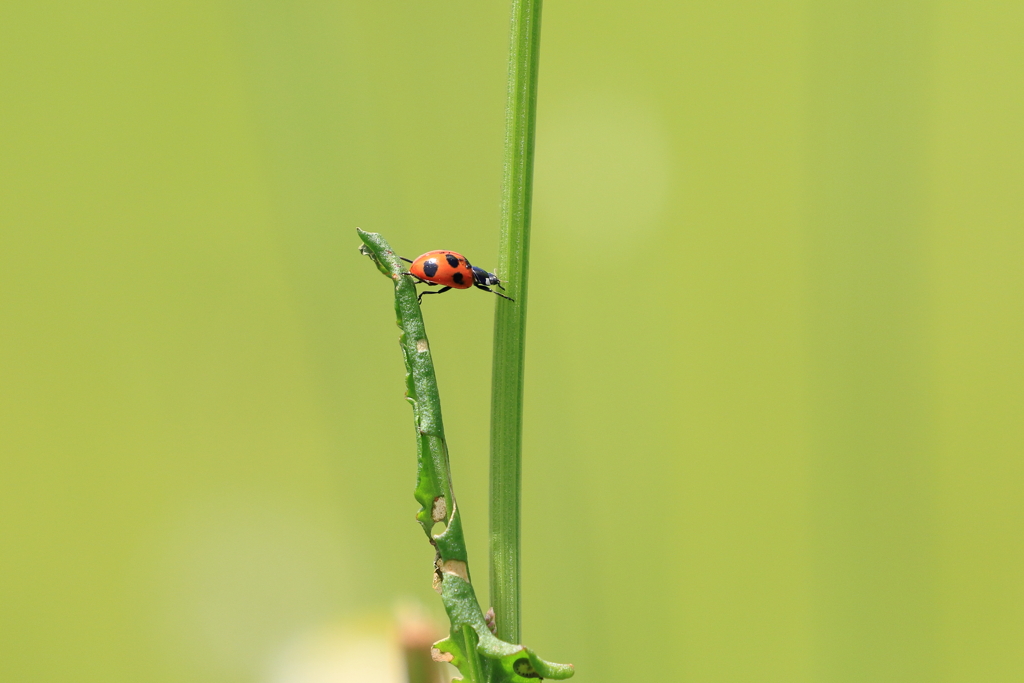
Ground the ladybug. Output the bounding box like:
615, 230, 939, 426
401, 250, 514, 303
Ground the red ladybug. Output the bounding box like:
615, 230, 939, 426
401, 250, 513, 303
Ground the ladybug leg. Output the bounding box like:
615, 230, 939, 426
411, 277, 441, 287
404, 272, 439, 286
418, 286, 452, 303
474, 284, 514, 302
399, 256, 414, 263
403, 273, 446, 302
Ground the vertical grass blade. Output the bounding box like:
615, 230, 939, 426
490, 0, 544, 645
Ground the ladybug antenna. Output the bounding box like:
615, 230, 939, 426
399, 256, 413, 263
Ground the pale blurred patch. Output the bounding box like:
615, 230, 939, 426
151, 497, 353, 680
534, 93, 673, 244
268, 621, 403, 683
267, 606, 450, 683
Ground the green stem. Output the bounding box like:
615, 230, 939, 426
491, 0, 544, 645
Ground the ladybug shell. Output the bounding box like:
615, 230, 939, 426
409, 250, 474, 289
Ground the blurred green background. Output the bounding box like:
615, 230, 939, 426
2, 1, 1022, 682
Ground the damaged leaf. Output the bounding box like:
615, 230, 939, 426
357, 229, 573, 683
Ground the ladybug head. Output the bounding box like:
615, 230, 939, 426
472, 266, 501, 287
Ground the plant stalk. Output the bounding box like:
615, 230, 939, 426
490, 0, 544, 646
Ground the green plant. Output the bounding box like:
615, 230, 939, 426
357, 230, 572, 683
356, 3, 559, 681
490, 0, 544, 646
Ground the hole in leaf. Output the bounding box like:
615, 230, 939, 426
513, 658, 543, 679
431, 496, 447, 523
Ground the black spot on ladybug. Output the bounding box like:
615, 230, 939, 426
422, 259, 438, 278
513, 658, 542, 679
452, 271, 465, 285
445, 253, 460, 268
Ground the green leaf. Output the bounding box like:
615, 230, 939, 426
357, 229, 572, 683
